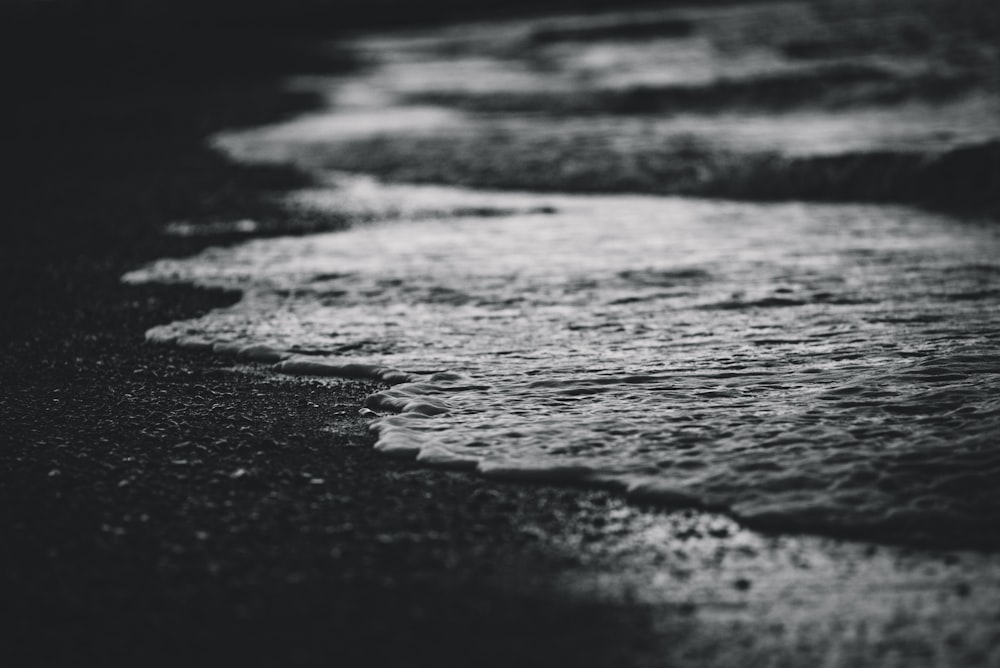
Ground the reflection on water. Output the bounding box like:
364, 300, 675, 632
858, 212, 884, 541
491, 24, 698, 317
127, 177, 1000, 545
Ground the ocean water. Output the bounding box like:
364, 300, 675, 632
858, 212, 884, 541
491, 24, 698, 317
126, 4, 1000, 545
126, 175, 1000, 544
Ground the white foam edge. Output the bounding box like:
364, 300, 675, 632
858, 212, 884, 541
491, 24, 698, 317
276, 357, 418, 384
622, 477, 705, 507
137, 329, 742, 516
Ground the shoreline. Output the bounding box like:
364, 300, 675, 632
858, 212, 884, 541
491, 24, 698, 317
3, 4, 1000, 666
133, 327, 1000, 553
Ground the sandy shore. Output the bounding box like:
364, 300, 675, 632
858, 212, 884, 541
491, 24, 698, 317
3, 4, 999, 667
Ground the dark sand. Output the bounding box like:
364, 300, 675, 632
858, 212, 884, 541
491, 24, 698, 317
3, 4, 1000, 667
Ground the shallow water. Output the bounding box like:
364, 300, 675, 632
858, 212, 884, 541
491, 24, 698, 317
128, 4, 1000, 545
127, 176, 1000, 544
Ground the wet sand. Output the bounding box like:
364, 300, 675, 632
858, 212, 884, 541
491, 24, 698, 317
3, 2, 1000, 666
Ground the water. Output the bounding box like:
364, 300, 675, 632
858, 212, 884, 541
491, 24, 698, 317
126, 4, 1000, 545
126, 176, 1000, 545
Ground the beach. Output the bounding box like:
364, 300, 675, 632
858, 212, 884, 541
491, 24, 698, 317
3, 1, 1000, 666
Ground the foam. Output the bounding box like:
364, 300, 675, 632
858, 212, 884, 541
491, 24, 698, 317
126, 186, 1000, 546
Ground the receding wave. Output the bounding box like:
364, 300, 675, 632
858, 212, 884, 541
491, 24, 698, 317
125, 187, 1000, 547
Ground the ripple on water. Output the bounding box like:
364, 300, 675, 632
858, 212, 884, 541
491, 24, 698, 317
125, 185, 1000, 547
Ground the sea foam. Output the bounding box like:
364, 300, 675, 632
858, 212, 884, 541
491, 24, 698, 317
125, 182, 1000, 546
